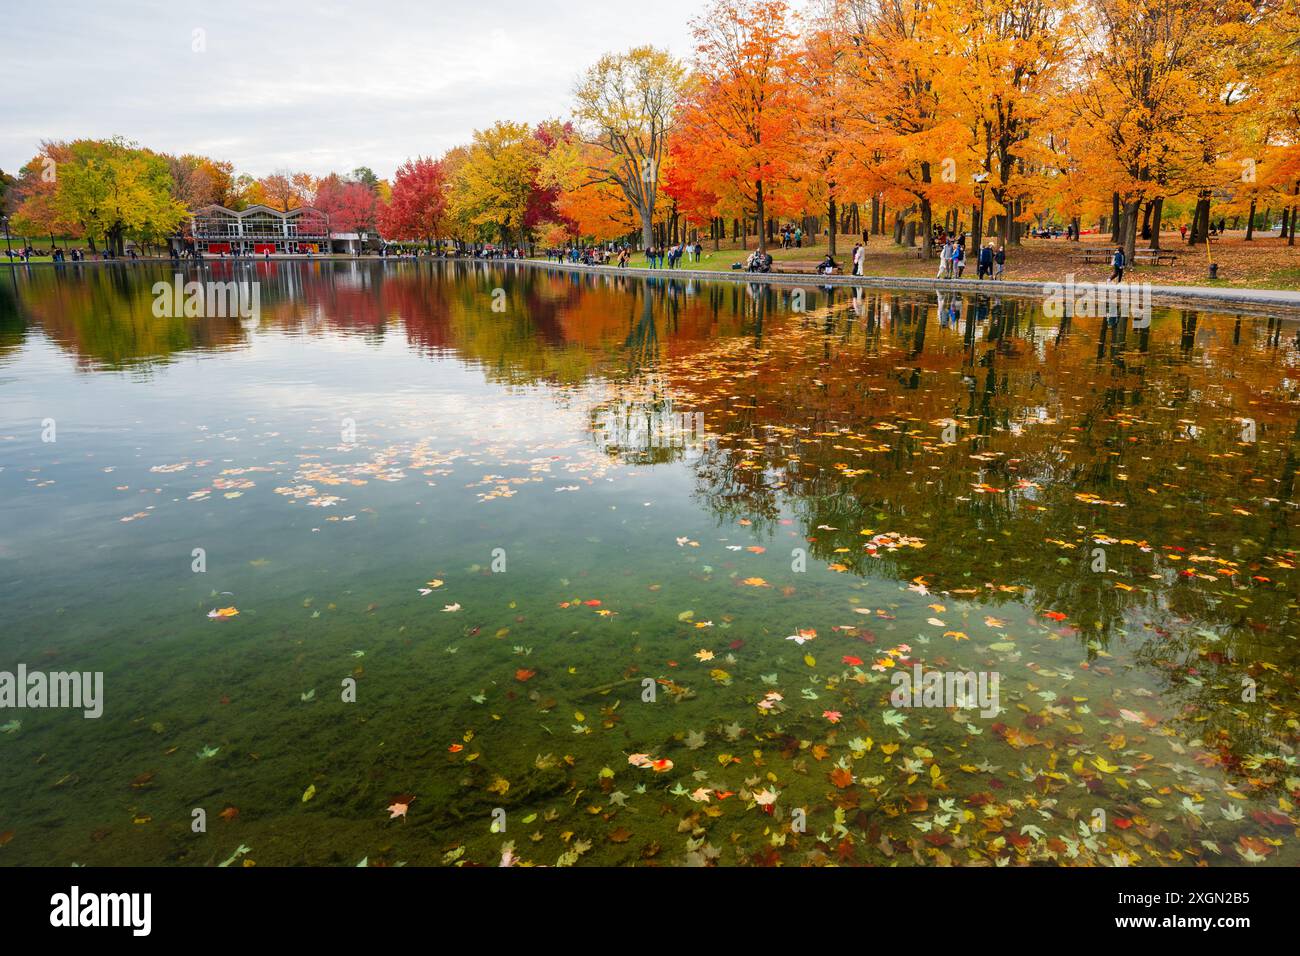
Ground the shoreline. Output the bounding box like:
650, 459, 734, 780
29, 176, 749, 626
7, 254, 1300, 317
494, 258, 1300, 318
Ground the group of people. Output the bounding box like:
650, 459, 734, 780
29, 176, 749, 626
934, 233, 1007, 280
645, 242, 704, 268
538, 241, 712, 269
548, 245, 616, 265
473, 246, 526, 260
6, 245, 122, 262
778, 224, 805, 249
746, 249, 775, 272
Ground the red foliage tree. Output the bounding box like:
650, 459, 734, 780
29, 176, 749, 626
381, 157, 449, 248
314, 174, 379, 238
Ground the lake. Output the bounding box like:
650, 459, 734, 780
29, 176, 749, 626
1, 259, 1297, 867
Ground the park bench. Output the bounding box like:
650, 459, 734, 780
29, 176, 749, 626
1132, 251, 1179, 266
1070, 248, 1177, 267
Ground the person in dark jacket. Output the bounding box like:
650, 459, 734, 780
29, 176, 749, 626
977, 243, 994, 279
1109, 247, 1125, 282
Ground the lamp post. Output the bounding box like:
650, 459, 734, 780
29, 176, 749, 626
972, 172, 989, 251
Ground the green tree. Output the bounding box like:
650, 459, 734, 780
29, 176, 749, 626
52, 137, 188, 255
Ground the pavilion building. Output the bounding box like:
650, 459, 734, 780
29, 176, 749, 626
191, 205, 331, 256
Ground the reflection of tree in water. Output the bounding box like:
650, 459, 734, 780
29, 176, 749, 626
656, 288, 1298, 651
1129, 625, 1297, 786
13, 263, 251, 372
652, 286, 1300, 773
0, 271, 25, 361
589, 379, 706, 467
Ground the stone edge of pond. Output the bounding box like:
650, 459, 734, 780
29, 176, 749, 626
490, 259, 1300, 319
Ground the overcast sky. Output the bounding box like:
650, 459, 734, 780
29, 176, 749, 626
0, 0, 704, 179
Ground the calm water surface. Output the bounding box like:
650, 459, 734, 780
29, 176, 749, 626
1, 260, 1297, 866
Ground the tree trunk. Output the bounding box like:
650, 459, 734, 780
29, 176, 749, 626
1245, 198, 1256, 240
1122, 199, 1140, 266
920, 199, 933, 258
1190, 192, 1211, 244
640, 207, 653, 252
1291, 183, 1300, 244
1148, 197, 1162, 251
1110, 193, 1121, 242
828, 196, 837, 257
755, 180, 767, 255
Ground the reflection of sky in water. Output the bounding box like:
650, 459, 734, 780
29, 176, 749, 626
0, 262, 1297, 867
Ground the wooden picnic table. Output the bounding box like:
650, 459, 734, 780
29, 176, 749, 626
1070, 249, 1180, 266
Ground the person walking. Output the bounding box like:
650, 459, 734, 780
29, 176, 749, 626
1109, 246, 1125, 283
851, 242, 864, 276
952, 241, 965, 278
977, 242, 994, 279
936, 240, 951, 279
994, 245, 1006, 279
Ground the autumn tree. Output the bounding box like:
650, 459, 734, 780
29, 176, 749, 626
572, 46, 687, 251
841, 0, 970, 258
313, 174, 381, 240
9, 142, 82, 245
541, 140, 637, 242
790, 6, 853, 255
252, 170, 316, 211
166, 154, 237, 209
1069, 0, 1246, 262
679, 0, 802, 255
381, 157, 450, 250
953, 0, 1073, 247
448, 121, 545, 245
31, 137, 187, 255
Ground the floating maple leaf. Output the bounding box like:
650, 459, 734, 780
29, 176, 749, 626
829, 767, 854, 788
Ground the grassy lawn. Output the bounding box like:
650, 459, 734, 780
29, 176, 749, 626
558, 233, 1300, 290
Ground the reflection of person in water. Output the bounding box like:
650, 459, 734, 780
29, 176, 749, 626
898, 367, 922, 389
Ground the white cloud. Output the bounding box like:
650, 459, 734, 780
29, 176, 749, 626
0, 0, 701, 178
